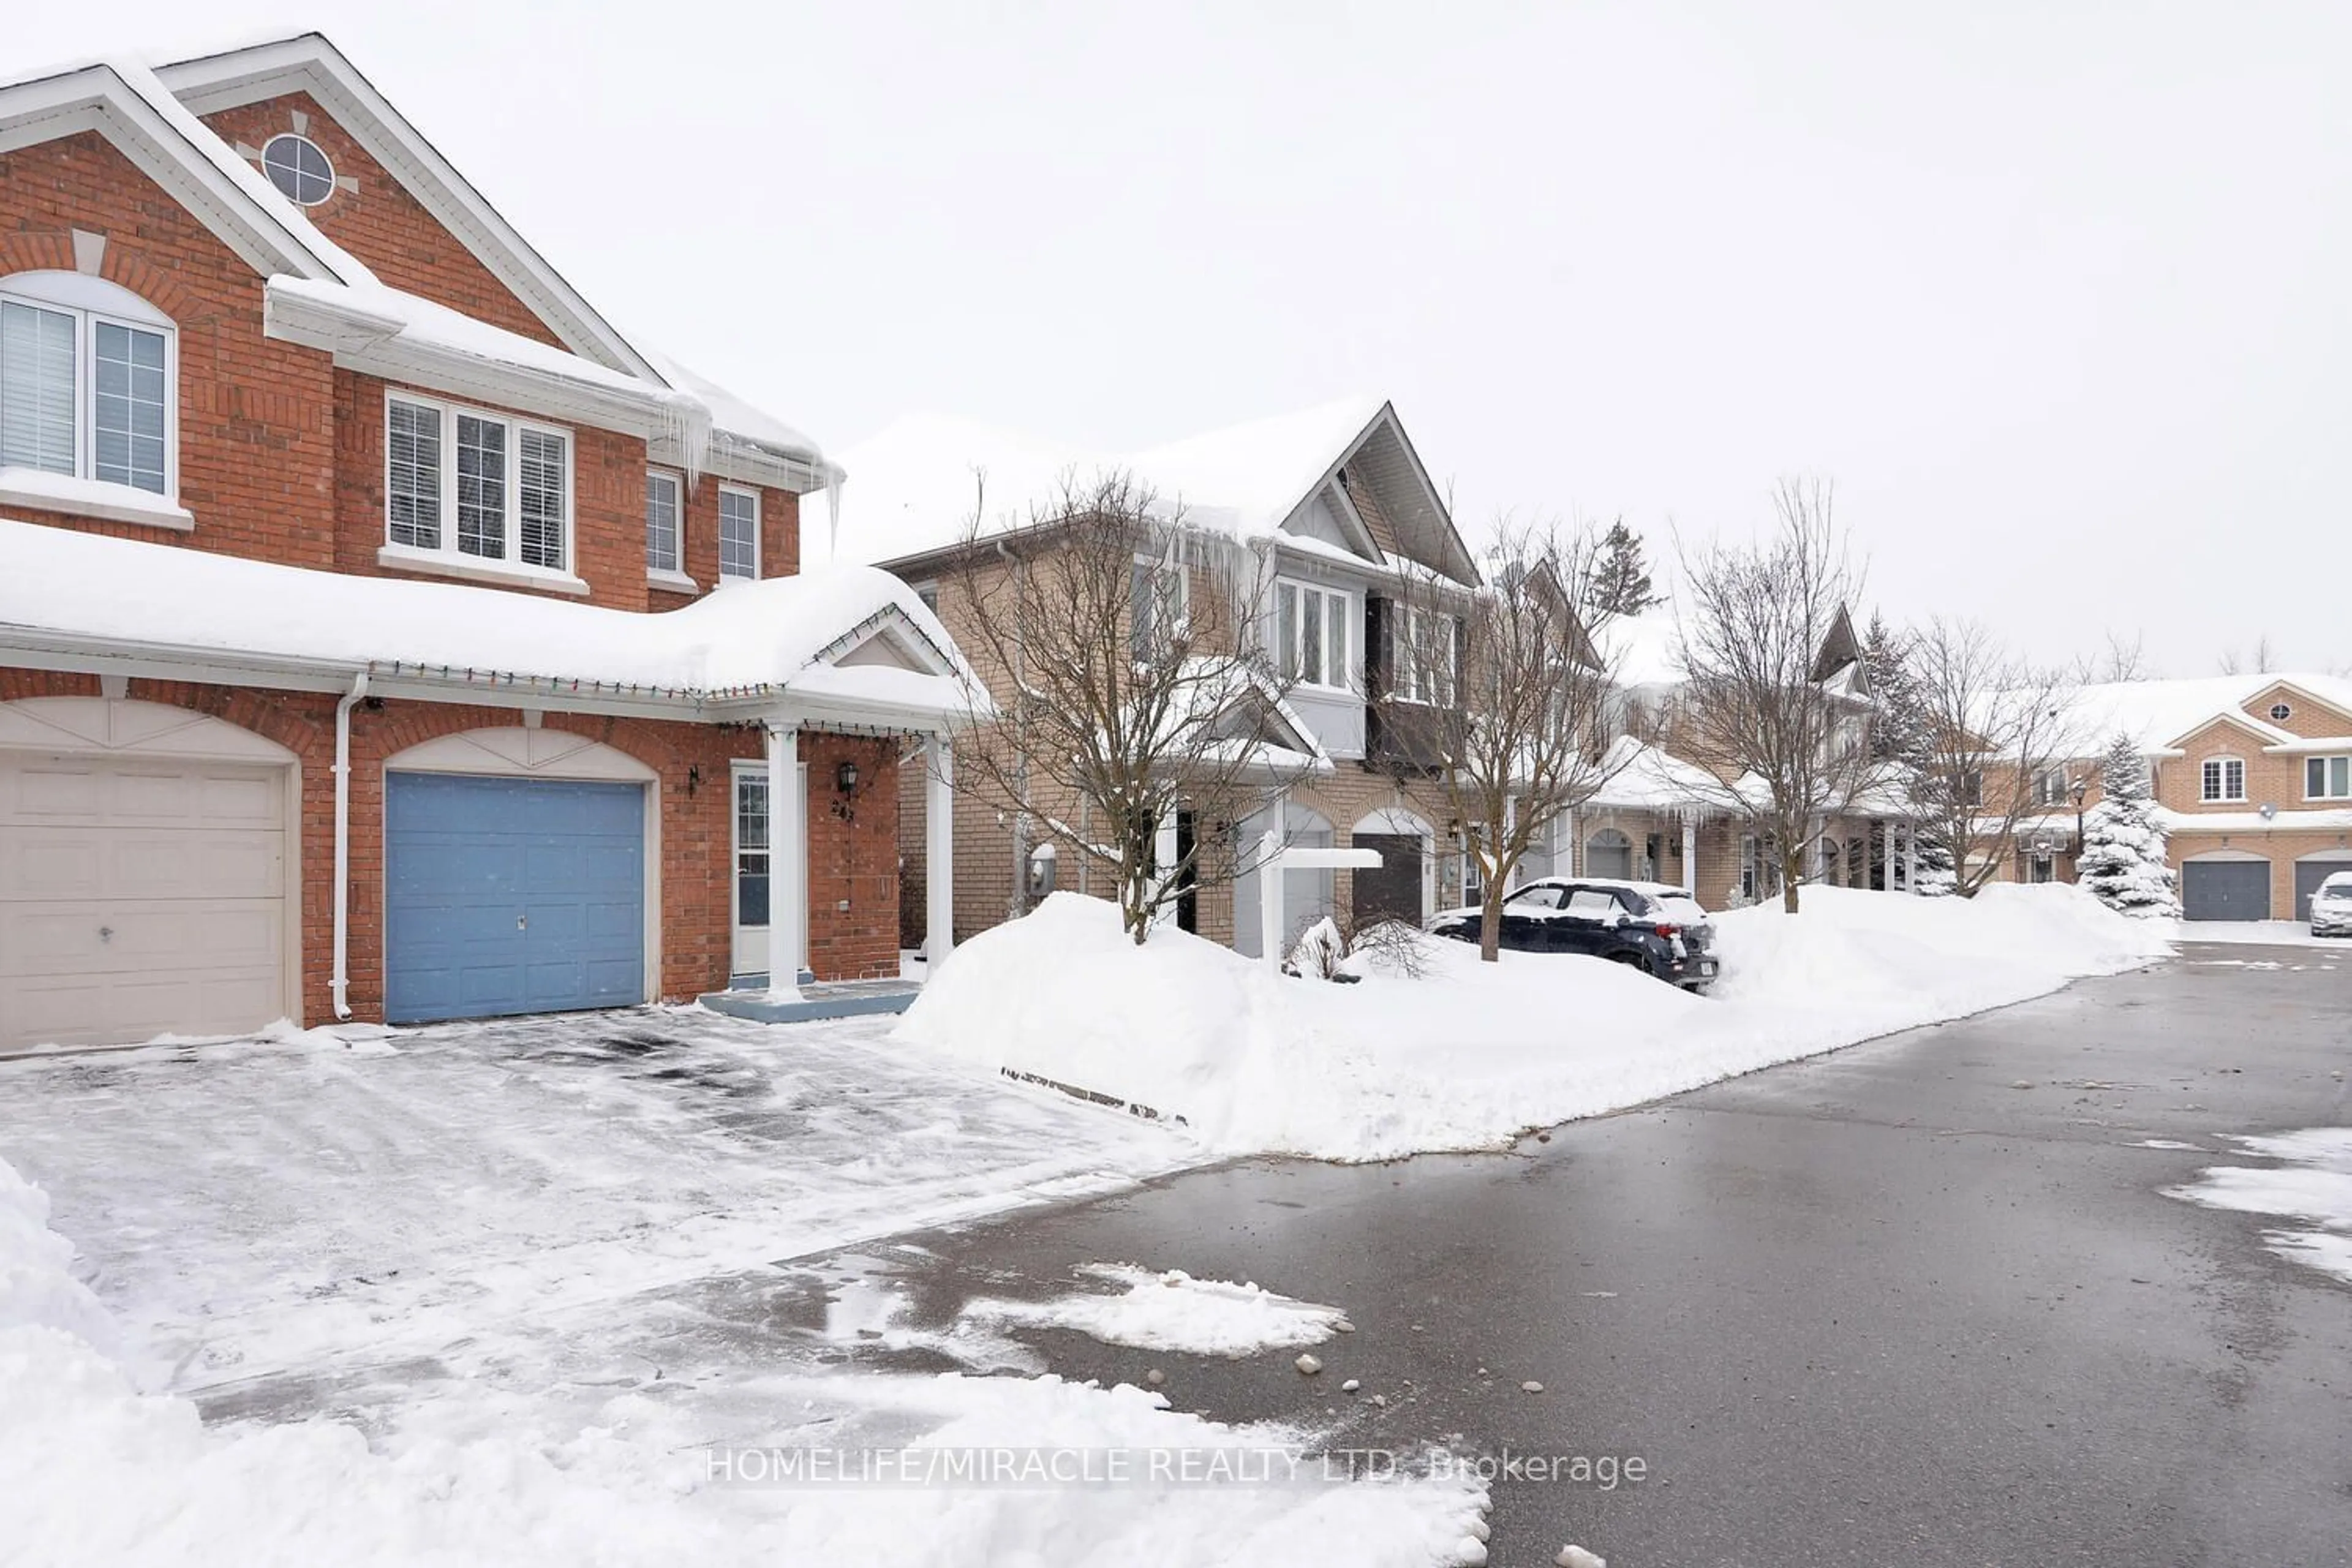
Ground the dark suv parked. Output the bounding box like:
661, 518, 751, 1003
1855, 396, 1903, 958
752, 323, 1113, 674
1427, 877, 1719, 991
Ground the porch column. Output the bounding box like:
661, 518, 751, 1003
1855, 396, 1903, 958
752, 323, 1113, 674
1681, 814, 1698, 894
1562, 809, 1577, 878
1904, 826, 1919, 893
1882, 821, 1896, 892
767, 722, 807, 993
924, 733, 954, 968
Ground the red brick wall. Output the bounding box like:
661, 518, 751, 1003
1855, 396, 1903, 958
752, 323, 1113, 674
199, 92, 567, 350
0, 132, 340, 565
0, 672, 900, 1020
333, 370, 660, 609
654, 480, 803, 600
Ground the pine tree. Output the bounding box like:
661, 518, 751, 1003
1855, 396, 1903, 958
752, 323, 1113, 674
2077, 731, 2179, 918
1861, 615, 1957, 893
1589, 521, 1662, 616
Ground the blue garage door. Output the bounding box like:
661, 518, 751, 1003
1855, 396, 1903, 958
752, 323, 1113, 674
385, 773, 646, 1023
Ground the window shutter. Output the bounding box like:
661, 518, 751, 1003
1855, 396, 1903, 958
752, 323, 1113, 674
1365, 597, 1391, 698
1449, 614, 1466, 705
1131, 559, 1153, 661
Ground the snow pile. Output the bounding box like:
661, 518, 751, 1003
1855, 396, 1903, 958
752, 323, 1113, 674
898, 886, 2171, 1162
0, 1143, 1490, 1566
2166, 1128, 2352, 1285
965, 1265, 1351, 1355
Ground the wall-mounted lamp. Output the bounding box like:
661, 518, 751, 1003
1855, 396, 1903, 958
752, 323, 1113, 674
686, 763, 701, 797
836, 760, 861, 794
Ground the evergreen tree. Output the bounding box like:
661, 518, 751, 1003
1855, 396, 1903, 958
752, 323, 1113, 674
1861, 614, 1956, 893
1588, 520, 1662, 616
2077, 731, 2179, 918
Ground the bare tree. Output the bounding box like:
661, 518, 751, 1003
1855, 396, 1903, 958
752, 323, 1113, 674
946, 470, 1308, 943
1369, 520, 1639, 961
1904, 619, 2077, 898
2216, 635, 2277, 677
1676, 480, 1872, 914
2071, 630, 2150, 685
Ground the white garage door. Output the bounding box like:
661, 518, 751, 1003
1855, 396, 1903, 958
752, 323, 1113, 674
0, 751, 289, 1052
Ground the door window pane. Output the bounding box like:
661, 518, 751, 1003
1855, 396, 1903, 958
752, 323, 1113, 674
736, 772, 771, 928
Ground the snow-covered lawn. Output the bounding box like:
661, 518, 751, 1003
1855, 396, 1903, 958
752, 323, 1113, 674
899, 884, 2176, 1162
0, 1009, 1491, 1567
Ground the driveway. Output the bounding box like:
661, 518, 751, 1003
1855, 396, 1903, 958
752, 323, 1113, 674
794, 943, 2352, 1567
0, 1007, 1194, 1399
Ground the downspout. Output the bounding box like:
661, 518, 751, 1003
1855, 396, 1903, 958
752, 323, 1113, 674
331, 669, 369, 1019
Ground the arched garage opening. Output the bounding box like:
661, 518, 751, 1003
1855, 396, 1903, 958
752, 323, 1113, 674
2180, 848, 2270, 922
382, 728, 658, 1023
0, 696, 300, 1051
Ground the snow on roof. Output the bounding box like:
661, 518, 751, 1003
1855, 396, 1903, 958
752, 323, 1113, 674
2057, 674, 2352, 756
0, 519, 973, 719
1582, 736, 1730, 811
810, 398, 1390, 570
633, 344, 829, 469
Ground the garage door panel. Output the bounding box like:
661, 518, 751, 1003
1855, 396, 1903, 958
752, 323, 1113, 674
1, 752, 291, 1052
385, 773, 645, 1024
2183, 859, 2270, 921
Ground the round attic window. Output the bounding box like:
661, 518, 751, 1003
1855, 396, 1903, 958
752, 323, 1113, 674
2269, 701, 2293, 722
262, 134, 336, 207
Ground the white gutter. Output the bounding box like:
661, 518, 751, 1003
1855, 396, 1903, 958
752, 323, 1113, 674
330, 669, 369, 1019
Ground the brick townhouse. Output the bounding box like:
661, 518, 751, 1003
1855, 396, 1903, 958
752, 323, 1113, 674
0, 34, 970, 1053
1986, 674, 2352, 922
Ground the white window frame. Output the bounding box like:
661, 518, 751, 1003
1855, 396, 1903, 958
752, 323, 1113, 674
644, 467, 692, 588
717, 484, 761, 583
1393, 603, 1458, 706
2200, 755, 2247, 803
1131, 551, 1191, 662
2307, 755, 2352, 802
0, 272, 178, 500
382, 391, 573, 576
1276, 579, 1354, 693
2031, 766, 2070, 807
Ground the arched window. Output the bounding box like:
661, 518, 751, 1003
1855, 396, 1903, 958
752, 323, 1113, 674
0, 271, 176, 497
2199, 755, 2246, 803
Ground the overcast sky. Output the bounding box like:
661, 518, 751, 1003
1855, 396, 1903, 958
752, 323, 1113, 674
12, 1, 2346, 676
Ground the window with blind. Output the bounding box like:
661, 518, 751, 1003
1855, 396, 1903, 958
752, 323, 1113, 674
718, 486, 760, 581
1, 273, 175, 497
384, 393, 570, 573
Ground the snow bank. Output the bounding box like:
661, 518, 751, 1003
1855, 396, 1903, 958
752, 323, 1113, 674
898, 886, 2171, 1162
965, 1265, 1350, 1355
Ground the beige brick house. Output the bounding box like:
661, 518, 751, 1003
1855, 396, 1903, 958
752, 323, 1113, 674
1987, 674, 2352, 921
810, 400, 1487, 957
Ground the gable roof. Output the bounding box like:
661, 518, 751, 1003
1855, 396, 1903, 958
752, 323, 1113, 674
0, 37, 831, 487
810, 397, 1475, 582
154, 33, 654, 380
2054, 673, 2352, 757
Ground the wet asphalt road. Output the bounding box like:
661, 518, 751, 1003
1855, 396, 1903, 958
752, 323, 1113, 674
883, 945, 2352, 1567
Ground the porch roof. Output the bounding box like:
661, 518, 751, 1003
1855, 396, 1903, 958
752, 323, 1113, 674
0, 518, 979, 728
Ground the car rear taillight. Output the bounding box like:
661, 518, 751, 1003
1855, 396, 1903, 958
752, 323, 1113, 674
1654, 924, 1681, 939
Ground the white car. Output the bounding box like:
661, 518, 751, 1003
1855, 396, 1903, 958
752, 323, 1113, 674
2312, 871, 2352, 938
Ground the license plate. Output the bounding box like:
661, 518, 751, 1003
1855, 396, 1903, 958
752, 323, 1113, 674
1695, 959, 1718, 976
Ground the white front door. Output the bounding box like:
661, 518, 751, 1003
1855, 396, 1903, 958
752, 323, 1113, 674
731, 763, 807, 980
0, 751, 290, 1051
